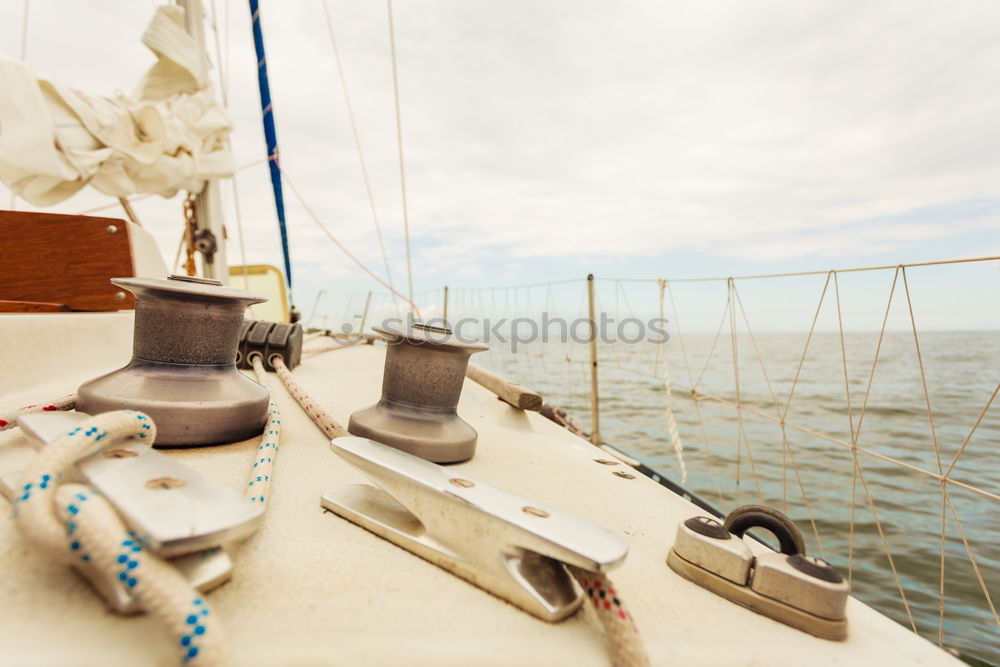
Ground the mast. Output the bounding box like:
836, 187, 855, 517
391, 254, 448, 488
247, 0, 295, 312
179, 0, 229, 283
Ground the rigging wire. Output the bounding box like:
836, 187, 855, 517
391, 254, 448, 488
18, 0, 29, 72
275, 159, 422, 318
320, 0, 399, 307
387, 0, 415, 310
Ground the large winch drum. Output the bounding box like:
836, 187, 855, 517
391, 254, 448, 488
77, 275, 269, 446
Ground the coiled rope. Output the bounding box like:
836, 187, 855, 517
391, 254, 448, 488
12, 410, 229, 666
5, 359, 284, 666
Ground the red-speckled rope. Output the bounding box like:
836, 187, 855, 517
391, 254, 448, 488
0, 393, 76, 430
567, 566, 650, 667
271, 356, 349, 439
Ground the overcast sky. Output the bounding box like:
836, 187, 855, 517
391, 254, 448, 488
1, 1, 998, 329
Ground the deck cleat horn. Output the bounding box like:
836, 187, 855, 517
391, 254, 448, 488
77, 275, 269, 446
322, 436, 630, 621
348, 322, 487, 463
667, 504, 849, 641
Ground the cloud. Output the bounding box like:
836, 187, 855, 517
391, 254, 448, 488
2, 0, 998, 297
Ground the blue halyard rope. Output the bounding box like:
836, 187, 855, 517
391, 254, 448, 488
248, 0, 293, 296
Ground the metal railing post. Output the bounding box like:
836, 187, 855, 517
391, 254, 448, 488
359, 291, 372, 334
443, 285, 449, 325
587, 274, 602, 445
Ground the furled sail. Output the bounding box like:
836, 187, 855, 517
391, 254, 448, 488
0, 6, 234, 207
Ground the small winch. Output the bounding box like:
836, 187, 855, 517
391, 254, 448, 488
348, 323, 487, 463
77, 275, 269, 446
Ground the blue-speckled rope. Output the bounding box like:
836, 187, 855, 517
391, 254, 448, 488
248, 357, 281, 505
12, 411, 229, 665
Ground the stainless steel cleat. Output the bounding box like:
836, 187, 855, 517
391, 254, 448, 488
18, 411, 264, 557
321, 435, 630, 622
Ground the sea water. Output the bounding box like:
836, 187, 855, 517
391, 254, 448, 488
479, 331, 999, 665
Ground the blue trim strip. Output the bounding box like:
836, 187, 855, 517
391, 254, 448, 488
248, 0, 293, 292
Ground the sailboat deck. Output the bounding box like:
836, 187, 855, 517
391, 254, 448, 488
0, 312, 959, 665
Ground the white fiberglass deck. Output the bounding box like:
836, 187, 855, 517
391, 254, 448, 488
0, 313, 960, 666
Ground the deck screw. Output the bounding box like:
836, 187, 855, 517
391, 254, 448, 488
106, 225, 118, 234
594, 458, 619, 466
102, 448, 138, 459
146, 477, 186, 490
613, 471, 636, 480
522, 506, 550, 518
449, 478, 475, 488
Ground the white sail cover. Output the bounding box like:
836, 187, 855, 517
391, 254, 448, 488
0, 6, 234, 206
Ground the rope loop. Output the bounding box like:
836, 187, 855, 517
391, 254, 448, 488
12, 410, 230, 666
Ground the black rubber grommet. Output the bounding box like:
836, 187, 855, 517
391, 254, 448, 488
684, 516, 731, 540
788, 554, 844, 583
723, 504, 806, 555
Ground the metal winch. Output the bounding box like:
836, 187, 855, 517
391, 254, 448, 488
348, 323, 487, 463
76, 275, 269, 446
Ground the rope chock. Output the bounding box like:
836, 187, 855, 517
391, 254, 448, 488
237, 319, 303, 372
667, 504, 849, 641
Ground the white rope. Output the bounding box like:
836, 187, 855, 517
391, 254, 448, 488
246, 356, 281, 505
12, 410, 230, 665
3, 361, 288, 664
657, 280, 687, 484
662, 358, 687, 484
567, 566, 650, 667
321, 0, 399, 304
272, 356, 349, 439
0, 393, 76, 431
386, 0, 415, 308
